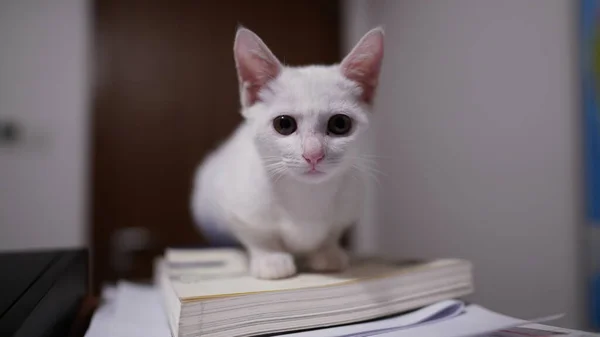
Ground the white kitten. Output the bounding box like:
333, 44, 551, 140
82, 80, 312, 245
191, 27, 384, 279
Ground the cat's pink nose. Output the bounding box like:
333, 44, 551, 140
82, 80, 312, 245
303, 136, 324, 165
302, 152, 324, 165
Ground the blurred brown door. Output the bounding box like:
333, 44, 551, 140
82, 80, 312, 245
91, 0, 341, 291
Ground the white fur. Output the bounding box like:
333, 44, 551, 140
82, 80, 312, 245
191, 27, 384, 279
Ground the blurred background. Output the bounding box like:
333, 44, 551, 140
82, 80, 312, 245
0, 0, 593, 332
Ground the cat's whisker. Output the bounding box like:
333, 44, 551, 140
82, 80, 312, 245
272, 166, 288, 184
264, 161, 283, 168
267, 165, 286, 175
262, 158, 283, 165
359, 154, 391, 160
356, 167, 382, 188
283, 163, 308, 169
264, 161, 290, 184
350, 160, 385, 188
347, 155, 383, 165
351, 157, 386, 176
348, 170, 365, 184
365, 165, 387, 178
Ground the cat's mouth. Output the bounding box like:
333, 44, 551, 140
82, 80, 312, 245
305, 168, 325, 175
291, 165, 335, 183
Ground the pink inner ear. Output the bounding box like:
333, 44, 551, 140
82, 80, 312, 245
341, 28, 384, 104
234, 29, 282, 107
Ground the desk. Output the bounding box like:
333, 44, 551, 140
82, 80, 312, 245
0, 249, 89, 337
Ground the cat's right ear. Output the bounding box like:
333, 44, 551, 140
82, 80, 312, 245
234, 28, 282, 108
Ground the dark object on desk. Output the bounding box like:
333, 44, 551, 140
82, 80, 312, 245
0, 249, 89, 337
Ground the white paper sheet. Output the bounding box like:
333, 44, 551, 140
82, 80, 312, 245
373, 305, 563, 337
490, 323, 600, 337
281, 300, 465, 337
85, 282, 171, 337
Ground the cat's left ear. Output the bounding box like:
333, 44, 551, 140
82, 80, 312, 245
234, 27, 282, 108
340, 27, 385, 104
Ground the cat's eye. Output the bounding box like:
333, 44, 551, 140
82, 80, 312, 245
273, 115, 297, 135
327, 114, 352, 136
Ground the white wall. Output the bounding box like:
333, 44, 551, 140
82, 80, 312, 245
0, 0, 90, 251
346, 0, 585, 329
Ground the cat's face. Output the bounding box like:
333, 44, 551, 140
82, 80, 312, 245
248, 66, 370, 183
233, 28, 384, 183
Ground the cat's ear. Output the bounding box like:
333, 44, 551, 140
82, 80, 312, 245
234, 27, 282, 108
340, 27, 385, 104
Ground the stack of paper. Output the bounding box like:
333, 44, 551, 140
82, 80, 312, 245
84, 281, 593, 337
156, 248, 474, 337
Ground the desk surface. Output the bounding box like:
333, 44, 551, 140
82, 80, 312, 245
0, 251, 62, 317
0, 249, 89, 337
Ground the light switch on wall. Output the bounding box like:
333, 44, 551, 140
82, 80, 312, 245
0, 118, 52, 152
0, 119, 21, 145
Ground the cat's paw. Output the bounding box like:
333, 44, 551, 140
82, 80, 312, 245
250, 252, 297, 280
306, 247, 349, 273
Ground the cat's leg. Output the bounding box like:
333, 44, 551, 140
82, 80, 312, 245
249, 248, 296, 280
231, 222, 297, 279
306, 229, 349, 273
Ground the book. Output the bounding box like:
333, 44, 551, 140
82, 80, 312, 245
155, 248, 474, 337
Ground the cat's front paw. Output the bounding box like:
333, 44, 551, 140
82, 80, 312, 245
307, 247, 349, 273
250, 252, 297, 280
